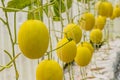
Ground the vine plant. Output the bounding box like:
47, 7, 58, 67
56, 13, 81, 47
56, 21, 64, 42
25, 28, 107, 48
0, 0, 101, 80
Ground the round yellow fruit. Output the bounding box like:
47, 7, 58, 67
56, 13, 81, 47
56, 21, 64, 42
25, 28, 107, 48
36, 60, 63, 80
79, 12, 95, 31
63, 23, 82, 44
113, 5, 120, 17
98, 1, 113, 17
90, 29, 102, 44
18, 20, 49, 59
75, 46, 92, 67
110, 12, 116, 20
78, 42, 94, 55
94, 15, 106, 30
56, 38, 77, 63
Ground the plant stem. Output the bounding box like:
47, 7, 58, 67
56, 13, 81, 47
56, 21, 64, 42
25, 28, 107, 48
59, 0, 64, 38
14, 12, 17, 44
46, 39, 71, 54
0, 64, 12, 68
65, 0, 70, 23
32, 0, 56, 12
0, 17, 7, 24
0, 53, 21, 72
68, 63, 71, 80
1, 0, 19, 80
38, 0, 43, 21
0, 6, 30, 12
4, 50, 12, 60
71, 64, 74, 80
45, 0, 52, 60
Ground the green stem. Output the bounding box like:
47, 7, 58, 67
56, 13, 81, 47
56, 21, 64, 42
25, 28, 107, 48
39, 0, 43, 20
48, 16, 52, 59
50, 2, 59, 42
0, 17, 7, 24
4, 50, 12, 60
3, 14, 14, 44
0, 64, 12, 68
0, 53, 21, 72
87, 0, 90, 12
71, 64, 74, 80
62, 62, 66, 80
59, 0, 64, 38
0, 6, 30, 12
65, 0, 70, 23
32, 0, 56, 12
1, 0, 19, 80
46, 0, 52, 60
12, 42, 19, 80
46, 39, 71, 55
14, 12, 17, 44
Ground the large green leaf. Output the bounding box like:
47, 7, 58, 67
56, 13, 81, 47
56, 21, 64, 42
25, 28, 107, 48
4, 0, 37, 12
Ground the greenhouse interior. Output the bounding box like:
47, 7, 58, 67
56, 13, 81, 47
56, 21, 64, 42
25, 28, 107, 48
0, 0, 120, 80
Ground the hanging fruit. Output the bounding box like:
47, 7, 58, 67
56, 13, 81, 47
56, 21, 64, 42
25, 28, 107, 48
79, 12, 95, 31
36, 60, 63, 80
18, 20, 49, 59
90, 29, 103, 44
111, 4, 120, 20
94, 15, 106, 30
78, 42, 94, 55
63, 23, 82, 44
56, 38, 77, 63
96, 1, 113, 18
75, 46, 92, 67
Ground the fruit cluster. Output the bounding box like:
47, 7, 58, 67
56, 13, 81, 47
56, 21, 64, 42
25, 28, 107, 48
17, 1, 120, 80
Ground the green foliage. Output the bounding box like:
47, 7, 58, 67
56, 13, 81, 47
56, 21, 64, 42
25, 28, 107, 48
27, 1, 43, 20
4, 0, 37, 12
43, 3, 48, 16
50, 0, 73, 21
27, 8, 41, 20
4, 0, 73, 21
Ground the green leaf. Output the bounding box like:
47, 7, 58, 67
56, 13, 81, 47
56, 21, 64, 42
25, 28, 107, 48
4, 0, 37, 12
53, 16, 61, 21
27, 10, 41, 20
52, 0, 72, 13
27, 1, 43, 20
50, 0, 73, 21
67, 0, 73, 9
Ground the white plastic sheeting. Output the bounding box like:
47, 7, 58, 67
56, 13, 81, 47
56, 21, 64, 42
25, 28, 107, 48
65, 39, 120, 80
